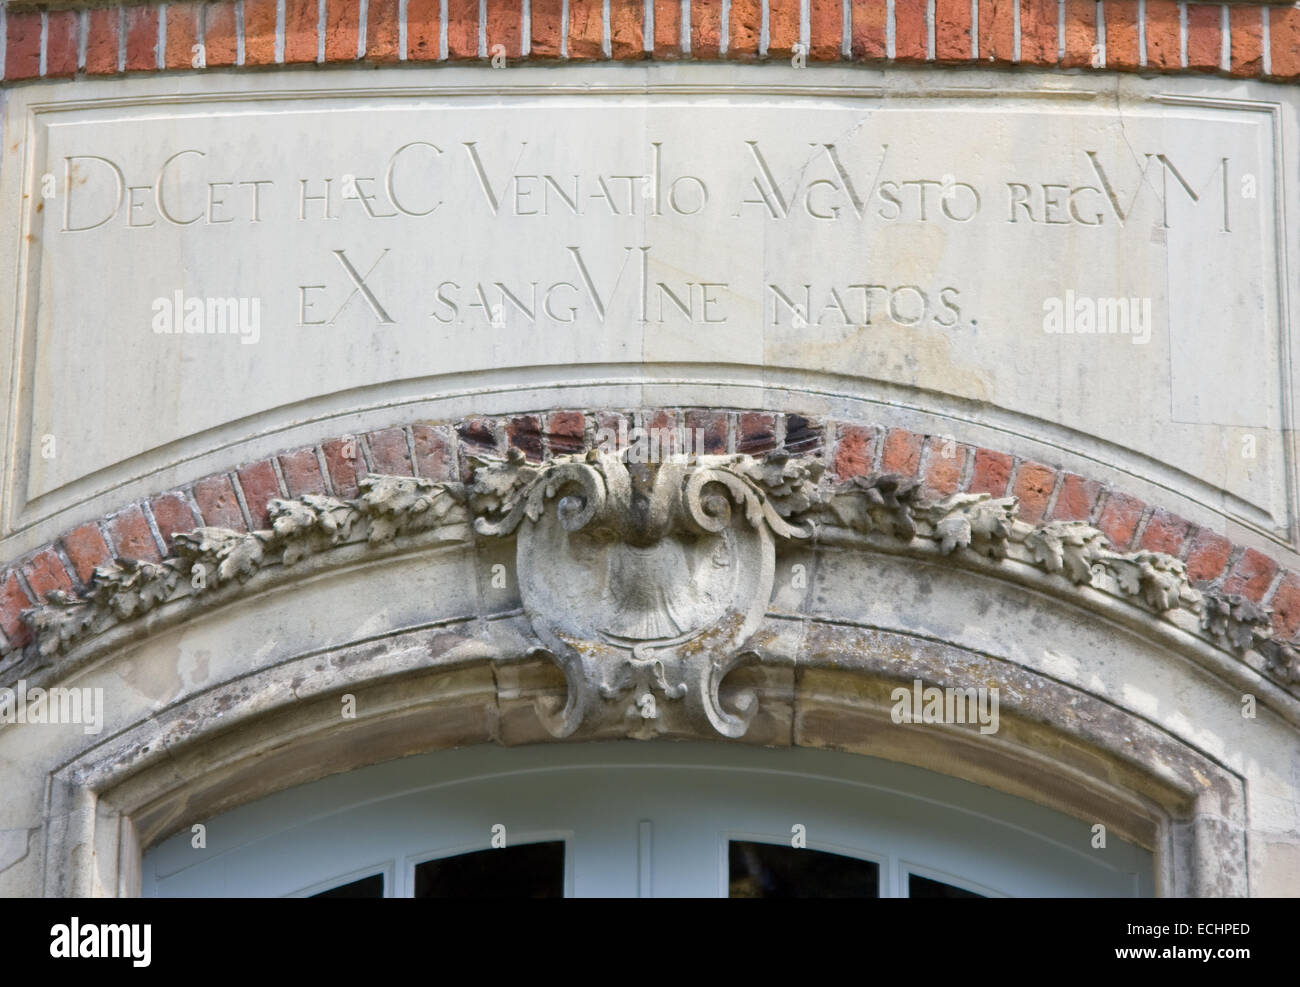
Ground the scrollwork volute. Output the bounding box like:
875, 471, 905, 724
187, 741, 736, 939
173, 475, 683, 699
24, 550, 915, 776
489, 450, 810, 739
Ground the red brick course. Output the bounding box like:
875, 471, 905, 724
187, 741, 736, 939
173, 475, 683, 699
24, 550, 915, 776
810, 0, 842, 60
834, 425, 877, 480
654, 0, 682, 57
322, 438, 369, 498
737, 413, 777, 455
193, 475, 249, 532
165, 2, 201, 69
1104, 0, 1142, 69
1144, 0, 1181, 70
731, 0, 763, 59
922, 436, 968, 496
1096, 491, 1146, 550
244, 0, 279, 65
1184, 528, 1234, 585
107, 506, 161, 561
531, 0, 563, 57
46, 10, 81, 77
284, 0, 320, 63
1050, 473, 1102, 522
413, 425, 455, 480
1138, 507, 1192, 557
1185, 4, 1221, 72
936, 0, 973, 63
278, 448, 327, 497
149, 493, 198, 550
1061, 0, 1097, 68
61, 525, 112, 585
84, 7, 121, 74
1222, 548, 1279, 602
367, 427, 415, 475
5, 410, 1300, 664
609, 1, 644, 60
236, 460, 282, 529
23, 549, 74, 600
1270, 4, 1300, 79
123, 4, 158, 70
203, 2, 238, 67
1230, 5, 1264, 77
851, 0, 888, 60
895, 0, 928, 62
969, 449, 1013, 497
1011, 461, 1057, 523
881, 428, 924, 477
1019, 0, 1058, 66
7, 0, 1294, 81
4, 9, 42, 81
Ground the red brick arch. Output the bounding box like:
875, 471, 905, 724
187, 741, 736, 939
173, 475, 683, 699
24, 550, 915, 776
1, 409, 1297, 659
4, 1, 1299, 649
3, 0, 1298, 83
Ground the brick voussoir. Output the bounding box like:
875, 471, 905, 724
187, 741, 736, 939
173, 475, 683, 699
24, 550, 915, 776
3, 412, 1298, 666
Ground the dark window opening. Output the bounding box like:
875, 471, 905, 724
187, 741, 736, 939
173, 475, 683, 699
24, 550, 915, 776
908, 873, 985, 898
310, 873, 384, 898
728, 840, 880, 898
414, 841, 565, 898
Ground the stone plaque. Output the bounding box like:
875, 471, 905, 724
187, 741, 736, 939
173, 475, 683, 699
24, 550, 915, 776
1, 66, 1295, 550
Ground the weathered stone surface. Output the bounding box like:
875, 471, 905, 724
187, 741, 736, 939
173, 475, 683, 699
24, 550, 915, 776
3, 67, 1294, 565
1, 51, 1299, 903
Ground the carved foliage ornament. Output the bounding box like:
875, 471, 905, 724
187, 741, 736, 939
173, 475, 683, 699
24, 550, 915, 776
14, 451, 1299, 739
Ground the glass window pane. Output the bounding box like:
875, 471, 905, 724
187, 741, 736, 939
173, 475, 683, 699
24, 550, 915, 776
728, 840, 879, 898
414, 842, 565, 898
310, 873, 384, 898
908, 873, 985, 898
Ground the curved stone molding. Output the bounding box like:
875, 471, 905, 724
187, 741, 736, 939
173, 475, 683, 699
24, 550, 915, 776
828, 480, 1199, 614
37, 618, 1252, 897
23, 475, 469, 660
14, 447, 1299, 739
9, 413, 1299, 664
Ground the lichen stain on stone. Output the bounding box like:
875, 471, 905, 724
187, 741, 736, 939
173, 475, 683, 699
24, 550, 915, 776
332, 637, 395, 669
0, 829, 33, 876
187, 649, 211, 686
425, 632, 461, 654
911, 576, 934, 603
770, 318, 992, 403
117, 644, 184, 704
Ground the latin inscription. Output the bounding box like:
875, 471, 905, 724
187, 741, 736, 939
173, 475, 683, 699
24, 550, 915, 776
58, 139, 1233, 330
8, 88, 1285, 535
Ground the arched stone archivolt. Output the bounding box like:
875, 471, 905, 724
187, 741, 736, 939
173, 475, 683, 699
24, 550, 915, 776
3, 409, 1298, 696
53, 620, 1246, 898
2, 406, 1294, 897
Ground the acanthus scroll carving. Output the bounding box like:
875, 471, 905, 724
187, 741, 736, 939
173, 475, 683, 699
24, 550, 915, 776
14, 450, 1300, 739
